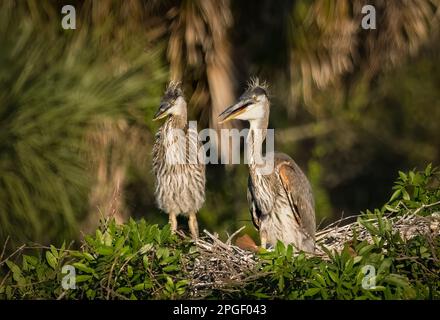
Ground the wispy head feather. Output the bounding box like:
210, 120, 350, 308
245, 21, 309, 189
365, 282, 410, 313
163, 81, 183, 100
244, 77, 269, 97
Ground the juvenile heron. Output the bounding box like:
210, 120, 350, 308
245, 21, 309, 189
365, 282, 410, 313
218, 79, 316, 252
152, 82, 205, 239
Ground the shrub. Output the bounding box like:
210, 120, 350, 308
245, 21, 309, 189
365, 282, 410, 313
0, 165, 439, 299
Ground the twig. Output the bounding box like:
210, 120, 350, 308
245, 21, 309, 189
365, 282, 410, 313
106, 256, 119, 300
226, 226, 246, 245
0, 270, 11, 289
413, 200, 440, 216
56, 290, 67, 300
0, 244, 26, 267
0, 236, 10, 262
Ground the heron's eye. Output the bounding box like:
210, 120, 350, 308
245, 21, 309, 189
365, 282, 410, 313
252, 95, 257, 100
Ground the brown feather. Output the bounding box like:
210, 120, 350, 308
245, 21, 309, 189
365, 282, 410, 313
235, 234, 259, 253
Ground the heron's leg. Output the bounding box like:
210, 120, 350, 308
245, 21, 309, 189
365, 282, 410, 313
188, 212, 199, 240
169, 212, 178, 233
260, 231, 267, 249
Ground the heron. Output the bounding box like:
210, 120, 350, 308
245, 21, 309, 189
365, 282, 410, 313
152, 81, 205, 239
218, 79, 316, 252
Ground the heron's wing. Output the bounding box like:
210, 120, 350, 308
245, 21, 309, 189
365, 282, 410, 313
247, 176, 262, 230
186, 125, 205, 171
151, 128, 163, 174
278, 161, 316, 238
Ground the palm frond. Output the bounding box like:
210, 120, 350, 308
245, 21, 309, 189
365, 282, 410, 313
0, 0, 166, 247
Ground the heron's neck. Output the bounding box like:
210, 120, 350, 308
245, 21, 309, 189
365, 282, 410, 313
164, 109, 187, 131
247, 116, 268, 168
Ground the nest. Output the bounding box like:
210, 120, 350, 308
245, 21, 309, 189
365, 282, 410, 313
315, 211, 440, 255
188, 228, 259, 298
187, 211, 440, 297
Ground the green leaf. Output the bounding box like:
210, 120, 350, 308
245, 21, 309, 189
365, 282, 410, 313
46, 251, 58, 270
103, 231, 113, 246
328, 271, 339, 283
127, 265, 133, 278
358, 244, 376, 256
23, 255, 39, 266
143, 255, 149, 270
304, 287, 321, 297
115, 236, 125, 251
133, 283, 146, 291
163, 265, 180, 272
83, 253, 95, 261
5, 260, 25, 286
116, 287, 132, 294
252, 292, 270, 299
353, 256, 362, 264
377, 258, 392, 276
384, 204, 399, 213
369, 286, 386, 291
409, 171, 415, 183
313, 273, 326, 287
278, 276, 285, 292
398, 171, 407, 181
72, 263, 94, 274
139, 244, 153, 255
276, 241, 285, 255
425, 163, 432, 176
360, 220, 379, 236
176, 280, 189, 288
389, 189, 401, 202
96, 246, 114, 256
75, 275, 92, 283
384, 274, 410, 288
50, 245, 59, 259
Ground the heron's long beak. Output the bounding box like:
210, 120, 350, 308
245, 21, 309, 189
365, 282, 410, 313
153, 102, 172, 121
218, 99, 253, 124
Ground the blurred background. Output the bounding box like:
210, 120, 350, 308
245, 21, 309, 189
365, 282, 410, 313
1, 0, 440, 249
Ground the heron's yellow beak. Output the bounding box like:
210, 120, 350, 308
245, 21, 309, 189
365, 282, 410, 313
218, 100, 252, 124
153, 102, 172, 121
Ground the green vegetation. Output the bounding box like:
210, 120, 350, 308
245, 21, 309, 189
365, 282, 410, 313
1, 0, 440, 255
1, 166, 438, 300
0, 1, 167, 247
1, 1, 439, 300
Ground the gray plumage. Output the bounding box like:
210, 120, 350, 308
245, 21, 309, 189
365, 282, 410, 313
152, 82, 205, 239
247, 152, 315, 252
219, 79, 316, 252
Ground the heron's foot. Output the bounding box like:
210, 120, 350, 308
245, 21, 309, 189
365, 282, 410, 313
260, 243, 275, 252
169, 212, 178, 234
265, 244, 275, 251
188, 212, 199, 240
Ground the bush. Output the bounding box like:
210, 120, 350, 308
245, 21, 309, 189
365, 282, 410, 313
0, 165, 439, 300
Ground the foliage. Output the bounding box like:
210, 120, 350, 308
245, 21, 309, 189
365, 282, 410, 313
386, 164, 440, 214
0, 166, 438, 300
0, 220, 194, 300
0, 1, 167, 246
1, 0, 440, 253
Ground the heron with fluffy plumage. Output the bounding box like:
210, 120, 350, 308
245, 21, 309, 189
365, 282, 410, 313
219, 79, 316, 252
152, 82, 205, 239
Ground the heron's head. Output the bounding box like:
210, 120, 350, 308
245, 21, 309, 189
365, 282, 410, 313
153, 81, 186, 121
218, 78, 269, 124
